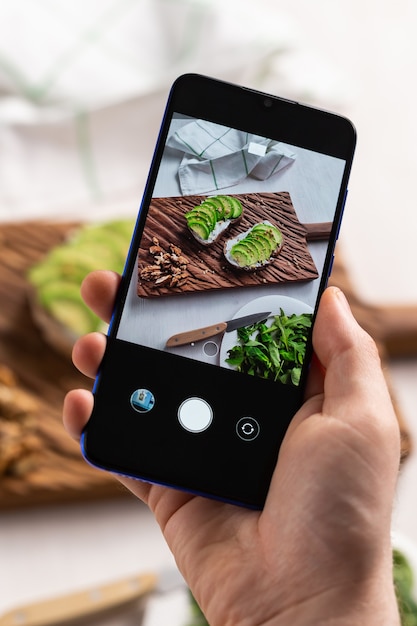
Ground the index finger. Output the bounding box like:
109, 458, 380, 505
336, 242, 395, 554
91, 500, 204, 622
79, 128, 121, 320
81, 270, 121, 323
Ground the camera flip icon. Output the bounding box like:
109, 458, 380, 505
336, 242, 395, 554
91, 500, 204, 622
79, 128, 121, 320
236, 417, 260, 441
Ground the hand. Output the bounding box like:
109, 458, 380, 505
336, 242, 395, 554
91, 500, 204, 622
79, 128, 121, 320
63, 273, 401, 626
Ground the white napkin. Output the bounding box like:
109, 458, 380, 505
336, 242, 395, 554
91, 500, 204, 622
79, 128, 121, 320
167, 120, 296, 195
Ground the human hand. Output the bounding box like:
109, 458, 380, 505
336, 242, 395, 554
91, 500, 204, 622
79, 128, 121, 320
63, 273, 401, 625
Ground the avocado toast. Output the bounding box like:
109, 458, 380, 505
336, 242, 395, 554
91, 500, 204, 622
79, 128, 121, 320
185, 195, 243, 245
224, 221, 284, 270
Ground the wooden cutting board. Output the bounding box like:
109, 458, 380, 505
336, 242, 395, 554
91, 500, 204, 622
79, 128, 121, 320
137, 191, 325, 298
0, 221, 126, 509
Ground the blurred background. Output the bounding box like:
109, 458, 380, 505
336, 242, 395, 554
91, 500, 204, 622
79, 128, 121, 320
1, 0, 417, 624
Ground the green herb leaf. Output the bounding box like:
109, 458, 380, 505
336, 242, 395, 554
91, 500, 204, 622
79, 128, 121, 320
225, 310, 312, 386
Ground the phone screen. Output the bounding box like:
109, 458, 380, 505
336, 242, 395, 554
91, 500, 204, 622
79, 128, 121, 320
82, 75, 355, 508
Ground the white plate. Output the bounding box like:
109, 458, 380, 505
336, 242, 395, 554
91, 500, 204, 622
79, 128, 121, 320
220, 295, 314, 368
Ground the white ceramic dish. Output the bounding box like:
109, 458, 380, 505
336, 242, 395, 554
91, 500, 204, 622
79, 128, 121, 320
219, 294, 314, 368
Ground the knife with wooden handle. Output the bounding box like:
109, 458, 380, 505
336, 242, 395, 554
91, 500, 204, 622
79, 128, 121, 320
0, 571, 178, 626
165, 310, 271, 348
303, 221, 332, 241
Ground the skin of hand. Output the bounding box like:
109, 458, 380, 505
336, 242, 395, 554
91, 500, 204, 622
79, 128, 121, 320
63, 272, 401, 626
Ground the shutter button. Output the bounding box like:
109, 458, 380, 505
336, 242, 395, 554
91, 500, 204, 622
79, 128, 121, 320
178, 397, 213, 433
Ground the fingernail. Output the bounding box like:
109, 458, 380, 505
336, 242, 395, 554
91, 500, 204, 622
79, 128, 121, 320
334, 287, 352, 314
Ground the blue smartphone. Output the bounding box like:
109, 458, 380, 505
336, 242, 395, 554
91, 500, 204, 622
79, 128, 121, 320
81, 74, 356, 509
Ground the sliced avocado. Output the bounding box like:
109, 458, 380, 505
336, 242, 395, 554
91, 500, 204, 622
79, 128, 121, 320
228, 197, 243, 219
229, 245, 253, 267
231, 240, 259, 266
185, 207, 214, 226
250, 232, 274, 259
216, 195, 235, 220
38, 281, 84, 307
186, 209, 216, 232
201, 199, 224, 221
186, 205, 217, 230
186, 195, 244, 243
44, 247, 109, 282
102, 220, 135, 239
28, 263, 65, 288
74, 228, 129, 262
227, 222, 283, 269
254, 230, 279, 253
28, 219, 134, 337
38, 281, 99, 334
239, 238, 262, 259
187, 219, 210, 240
194, 203, 218, 228
205, 197, 225, 220
245, 235, 267, 261
72, 240, 126, 265
48, 300, 98, 335
251, 223, 283, 247
185, 212, 210, 232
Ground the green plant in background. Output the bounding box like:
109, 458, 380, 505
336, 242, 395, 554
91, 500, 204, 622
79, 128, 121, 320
394, 549, 417, 625
186, 592, 209, 626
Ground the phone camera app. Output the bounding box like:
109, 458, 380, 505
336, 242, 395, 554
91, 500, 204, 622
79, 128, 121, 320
130, 388, 155, 413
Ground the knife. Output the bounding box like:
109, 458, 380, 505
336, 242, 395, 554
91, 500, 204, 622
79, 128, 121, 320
165, 311, 271, 348
0, 568, 185, 626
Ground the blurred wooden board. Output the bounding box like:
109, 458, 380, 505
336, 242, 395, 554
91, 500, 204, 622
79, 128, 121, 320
0, 220, 415, 509
0, 221, 127, 509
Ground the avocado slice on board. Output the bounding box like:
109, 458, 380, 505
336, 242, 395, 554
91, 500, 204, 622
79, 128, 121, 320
251, 222, 283, 246
187, 219, 211, 240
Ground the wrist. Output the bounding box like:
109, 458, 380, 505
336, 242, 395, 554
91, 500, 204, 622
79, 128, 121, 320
211, 575, 400, 626
262, 578, 400, 626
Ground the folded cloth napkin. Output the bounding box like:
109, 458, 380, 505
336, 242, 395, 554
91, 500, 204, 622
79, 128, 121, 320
166, 120, 296, 195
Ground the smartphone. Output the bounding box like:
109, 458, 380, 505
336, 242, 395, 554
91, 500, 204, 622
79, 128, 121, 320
81, 74, 356, 509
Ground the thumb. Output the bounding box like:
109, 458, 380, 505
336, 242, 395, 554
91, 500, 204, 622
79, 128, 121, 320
314, 287, 399, 445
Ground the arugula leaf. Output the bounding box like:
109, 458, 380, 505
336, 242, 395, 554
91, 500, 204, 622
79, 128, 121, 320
225, 309, 312, 386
